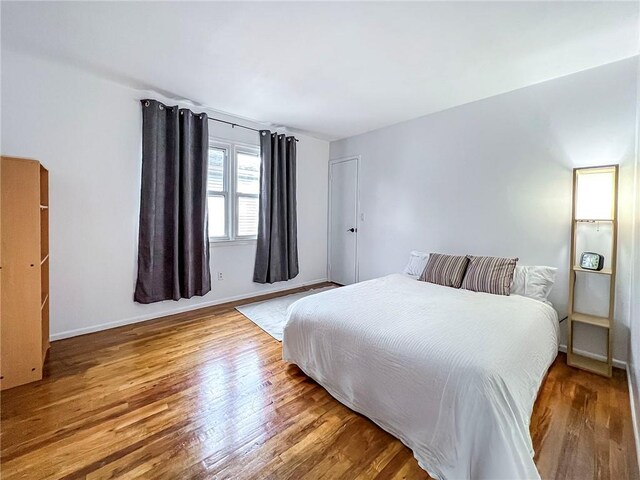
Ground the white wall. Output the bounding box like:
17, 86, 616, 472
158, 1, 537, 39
331, 57, 638, 363
1, 48, 329, 339
629, 54, 640, 462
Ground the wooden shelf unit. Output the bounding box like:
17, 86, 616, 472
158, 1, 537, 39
567, 165, 618, 378
1, 157, 50, 390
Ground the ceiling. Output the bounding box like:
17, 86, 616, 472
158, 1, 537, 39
2, 1, 638, 140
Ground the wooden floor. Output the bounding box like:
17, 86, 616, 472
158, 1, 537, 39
1, 285, 638, 480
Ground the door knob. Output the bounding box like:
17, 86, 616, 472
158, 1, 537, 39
347, 227, 357, 233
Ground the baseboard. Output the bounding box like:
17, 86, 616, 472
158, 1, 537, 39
558, 344, 627, 370
50, 278, 328, 341
627, 367, 640, 472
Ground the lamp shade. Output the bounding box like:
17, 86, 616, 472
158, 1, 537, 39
575, 166, 616, 221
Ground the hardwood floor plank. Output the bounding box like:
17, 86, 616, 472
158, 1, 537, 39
1, 284, 637, 479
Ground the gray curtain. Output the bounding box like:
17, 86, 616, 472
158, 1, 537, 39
253, 131, 299, 283
134, 99, 211, 303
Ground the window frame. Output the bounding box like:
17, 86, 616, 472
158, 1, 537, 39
207, 137, 261, 244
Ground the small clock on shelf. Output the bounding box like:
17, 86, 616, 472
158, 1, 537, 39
579, 252, 604, 271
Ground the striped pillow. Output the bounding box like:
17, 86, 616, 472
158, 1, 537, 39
461, 256, 518, 296
419, 253, 470, 288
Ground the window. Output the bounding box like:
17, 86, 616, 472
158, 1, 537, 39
207, 140, 261, 242
207, 147, 227, 238
235, 150, 260, 237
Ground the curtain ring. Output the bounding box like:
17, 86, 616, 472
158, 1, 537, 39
261, 131, 266, 136
180, 111, 183, 115
144, 100, 150, 107
159, 104, 164, 110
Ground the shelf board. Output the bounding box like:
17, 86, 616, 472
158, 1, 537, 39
40, 205, 48, 210
571, 312, 610, 329
568, 352, 611, 377
574, 218, 613, 223
572, 265, 612, 275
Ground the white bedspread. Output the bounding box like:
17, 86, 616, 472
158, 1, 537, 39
282, 274, 558, 480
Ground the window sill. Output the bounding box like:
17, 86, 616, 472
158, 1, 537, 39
210, 239, 257, 248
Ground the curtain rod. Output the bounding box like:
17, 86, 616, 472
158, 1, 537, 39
207, 116, 299, 142
141, 100, 298, 142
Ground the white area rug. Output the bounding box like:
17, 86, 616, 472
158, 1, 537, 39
236, 286, 335, 341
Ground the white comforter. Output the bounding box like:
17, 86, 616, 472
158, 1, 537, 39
282, 274, 558, 480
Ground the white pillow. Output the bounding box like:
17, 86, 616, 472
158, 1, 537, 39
403, 251, 430, 278
510, 266, 557, 305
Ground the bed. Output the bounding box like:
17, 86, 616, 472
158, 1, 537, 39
282, 273, 559, 480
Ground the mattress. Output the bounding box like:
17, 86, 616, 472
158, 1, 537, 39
282, 274, 559, 479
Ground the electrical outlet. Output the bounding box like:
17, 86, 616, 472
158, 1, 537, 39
217, 272, 223, 281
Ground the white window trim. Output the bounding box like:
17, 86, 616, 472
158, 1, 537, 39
208, 137, 260, 245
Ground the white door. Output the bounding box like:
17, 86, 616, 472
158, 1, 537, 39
329, 157, 358, 285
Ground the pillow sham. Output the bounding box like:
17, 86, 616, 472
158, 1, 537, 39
460, 255, 518, 296
402, 251, 430, 278
510, 266, 557, 305
419, 253, 470, 288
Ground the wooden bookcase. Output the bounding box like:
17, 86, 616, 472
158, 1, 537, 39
567, 165, 618, 378
0, 156, 50, 390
